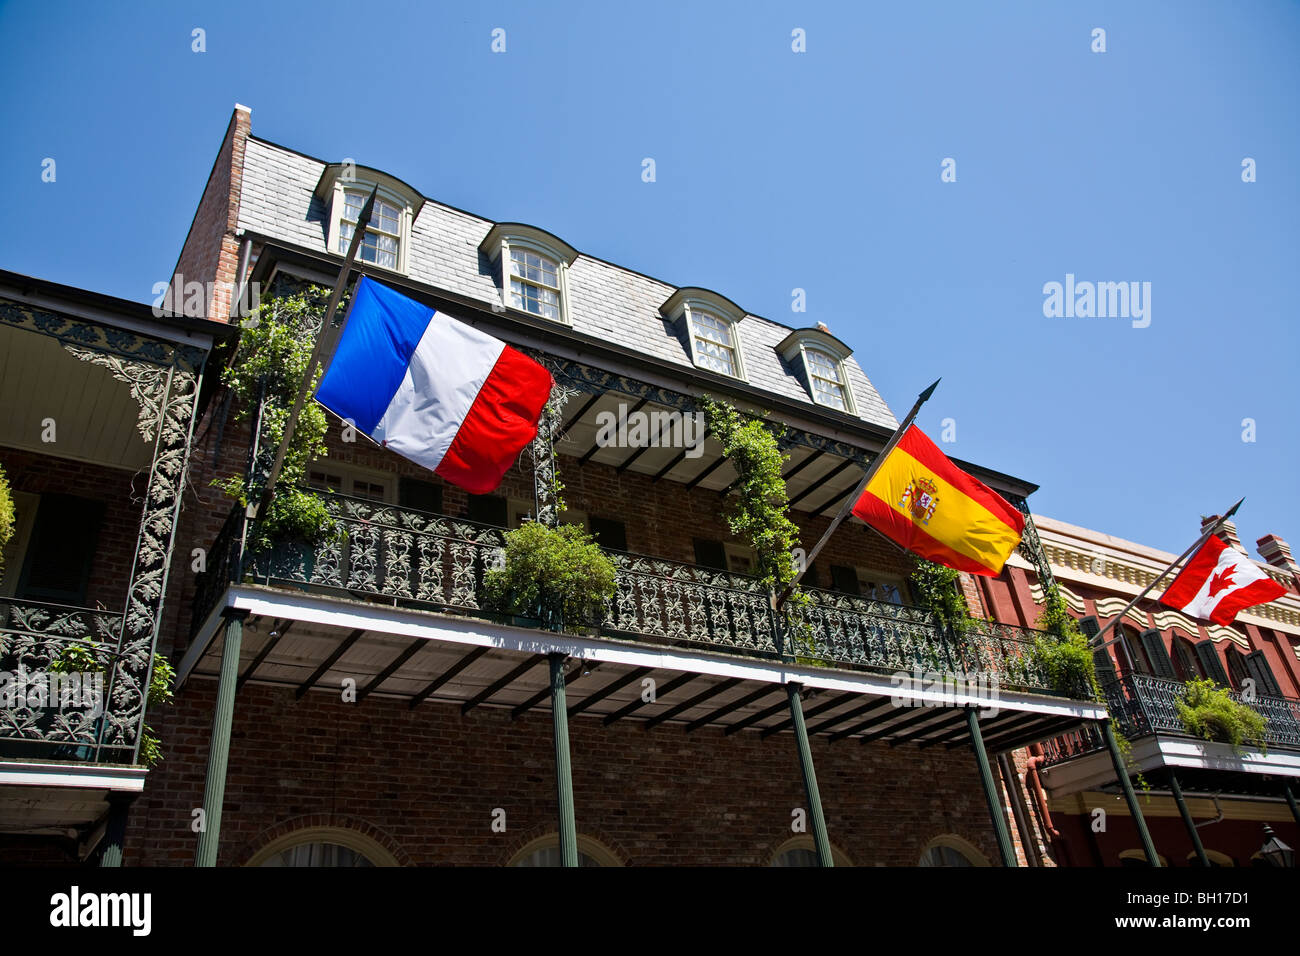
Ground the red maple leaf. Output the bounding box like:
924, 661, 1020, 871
1208, 565, 1236, 597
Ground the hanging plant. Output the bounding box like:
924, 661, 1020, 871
0, 463, 14, 584
213, 287, 339, 551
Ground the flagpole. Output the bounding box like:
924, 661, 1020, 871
773, 378, 940, 611
1088, 497, 1245, 650
250, 186, 378, 520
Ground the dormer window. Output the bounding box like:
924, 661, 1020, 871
339, 191, 402, 269
690, 307, 739, 376
315, 164, 424, 276
806, 347, 848, 411
776, 327, 857, 414
509, 247, 561, 320
480, 223, 578, 325
660, 287, 748, 381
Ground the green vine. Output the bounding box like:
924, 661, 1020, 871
0, 463, 14, 584
49, 643, 175, 768
214, 288, 339, 551
1030, 584, 1099, 701
910, 559, 978, 634
699, 398, 818, 661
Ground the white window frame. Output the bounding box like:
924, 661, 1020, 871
803, 345, 852, 412
479, 225, 578, 326
776, 329, 858, 414
503, 238, 569, 325
306, 461, 397, 505
724, 542, 757, 576
326, 181, 413, 275
685, 303, 745, 379
660, 289, 749, 382
854, 568, 909, 606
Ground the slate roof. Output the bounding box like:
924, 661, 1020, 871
236, 136, 898, 429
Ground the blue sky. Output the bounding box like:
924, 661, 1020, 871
2, 0, 1296, 557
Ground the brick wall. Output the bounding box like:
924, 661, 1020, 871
129, 679, 1004, 866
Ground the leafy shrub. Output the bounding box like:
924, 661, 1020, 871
1177, 678, 1268, 753
483, 522, 617, 633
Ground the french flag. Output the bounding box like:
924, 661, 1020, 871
316, 277, 553, 494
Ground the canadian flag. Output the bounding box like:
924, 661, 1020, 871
1158, 535, 1288, 625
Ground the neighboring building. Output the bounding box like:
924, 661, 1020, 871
979, 514, 1300, 867
0, 269, 231, 864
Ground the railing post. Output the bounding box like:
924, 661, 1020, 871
786, 681, 834, 867
1099, 717, 1160, 866
548, 652, 579, 867
195, 609, 248, 867
1169, 772, 1209, 867
965, 708, 1017, 866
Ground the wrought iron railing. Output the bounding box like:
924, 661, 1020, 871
1040, 674, 1300, 766
192, 491, 1085, 697
0, 598, 134, 763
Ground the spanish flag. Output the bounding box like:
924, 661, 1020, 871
851, 426, 1025, 576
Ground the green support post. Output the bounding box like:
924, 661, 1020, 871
549, 653, 578, 867
787, 682, 833, 867
1099, 718, 1160, 866
1284, 782, 1300, 828
966, 708, 1017, 867
97, 794, 134, 867
195, 610, 246, 867
1169, 772, 1209, 867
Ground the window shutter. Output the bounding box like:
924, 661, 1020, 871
1139, 629, 1177, 679
692, 539, 728, 572
1173, 640, 1201, 680
399, 477, 442, 515
1244, 651, 1282, 697
1226, 649, 1250, 689
802, 563, 820, 590
16, 494, 104, 605
589, 517, 627, 552
1193, 640, 1231, 687
1077, 615, 1100, 641
1092, 647, 1119, 687
830, 565, 861, 596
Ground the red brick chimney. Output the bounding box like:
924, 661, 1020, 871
1201, 515, 1243, 551
168, 104, 252, 324
1257, 535, 1297, 573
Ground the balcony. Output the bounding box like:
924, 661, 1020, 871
193, 491, 1082, 700
1041, 673, 1300, 774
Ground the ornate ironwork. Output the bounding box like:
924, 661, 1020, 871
1041, 674, 1300, 767
0, 304, 205, 764
202, 490, 1089, 699
1006, 493, 1057, 592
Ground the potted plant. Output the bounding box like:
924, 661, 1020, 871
483, 521, 617, 634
